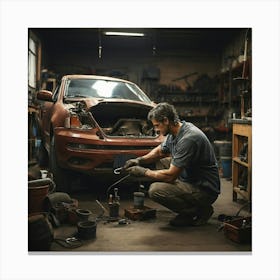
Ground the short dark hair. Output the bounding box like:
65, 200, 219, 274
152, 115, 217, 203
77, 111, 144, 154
148, 102, 180, 124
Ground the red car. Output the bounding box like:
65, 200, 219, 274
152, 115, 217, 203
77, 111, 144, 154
37, 75, 163, 191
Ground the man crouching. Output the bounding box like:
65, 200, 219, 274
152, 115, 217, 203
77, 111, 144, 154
124, 102, 220, 227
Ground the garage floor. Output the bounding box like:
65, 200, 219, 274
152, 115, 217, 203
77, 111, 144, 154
46, 177, 251, 253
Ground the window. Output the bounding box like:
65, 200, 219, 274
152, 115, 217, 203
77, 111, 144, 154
28, 37, 37, 88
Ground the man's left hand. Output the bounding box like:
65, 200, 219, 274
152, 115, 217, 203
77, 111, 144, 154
127, 166, 148, 177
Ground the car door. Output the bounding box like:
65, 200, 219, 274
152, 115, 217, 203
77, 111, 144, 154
40, 86, 60, 151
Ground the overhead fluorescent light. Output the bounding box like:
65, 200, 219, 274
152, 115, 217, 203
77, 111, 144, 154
104, 31, 144, 37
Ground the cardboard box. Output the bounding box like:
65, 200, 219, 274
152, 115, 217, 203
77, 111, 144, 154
223, 216, 252, 243
124, 206, 156, 221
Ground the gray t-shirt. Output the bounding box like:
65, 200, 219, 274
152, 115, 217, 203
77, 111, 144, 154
161, 121, 220, 194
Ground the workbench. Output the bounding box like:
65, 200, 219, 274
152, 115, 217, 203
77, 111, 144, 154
230, 119, 252, 202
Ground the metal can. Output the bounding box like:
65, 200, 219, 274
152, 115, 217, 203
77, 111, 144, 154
133, 192, 145, 209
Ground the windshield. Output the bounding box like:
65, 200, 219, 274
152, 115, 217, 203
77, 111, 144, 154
65, 78, 152, 103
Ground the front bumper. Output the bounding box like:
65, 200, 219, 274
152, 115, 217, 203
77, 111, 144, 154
54, 128, 162, 175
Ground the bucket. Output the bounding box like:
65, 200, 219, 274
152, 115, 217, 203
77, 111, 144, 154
76, 208, 92, 221
28, 178, 55, 214
221, 156, 232, 178
77, 221, 97, 240
28, 185, 50, 213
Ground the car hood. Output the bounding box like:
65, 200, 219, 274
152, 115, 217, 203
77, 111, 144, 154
79, 97, 155, 110
87, 98, 155, 138
65, 97, 157, 138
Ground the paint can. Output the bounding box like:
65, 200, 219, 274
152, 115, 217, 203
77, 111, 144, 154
133, 192, 145, 209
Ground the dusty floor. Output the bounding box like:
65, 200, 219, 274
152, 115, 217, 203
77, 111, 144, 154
44, 176, 252, 253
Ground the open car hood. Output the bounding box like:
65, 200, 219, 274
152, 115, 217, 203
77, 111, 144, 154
66, 98, 157, 138
88, 100, 156, 138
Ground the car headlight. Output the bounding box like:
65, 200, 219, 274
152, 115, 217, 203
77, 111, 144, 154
65, 113, 93, 129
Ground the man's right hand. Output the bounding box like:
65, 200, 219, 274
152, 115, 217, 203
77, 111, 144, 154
123, 157, 143, 169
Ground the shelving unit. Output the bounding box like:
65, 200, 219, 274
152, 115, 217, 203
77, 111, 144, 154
219, 58, 252, 117
154, 91, 222, 128
231, 120, 252, 202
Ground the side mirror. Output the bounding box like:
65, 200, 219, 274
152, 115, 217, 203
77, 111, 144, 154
36, 90, 53, 102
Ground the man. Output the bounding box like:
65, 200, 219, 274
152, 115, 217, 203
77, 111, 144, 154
124, 102, 220, 226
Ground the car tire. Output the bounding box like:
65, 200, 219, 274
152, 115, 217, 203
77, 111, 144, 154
50, 136, 71, 193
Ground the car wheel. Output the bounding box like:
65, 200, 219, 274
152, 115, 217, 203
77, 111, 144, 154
50, 136, 71, 193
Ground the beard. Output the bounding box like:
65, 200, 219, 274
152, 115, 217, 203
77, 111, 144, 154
162, 124, 172, 136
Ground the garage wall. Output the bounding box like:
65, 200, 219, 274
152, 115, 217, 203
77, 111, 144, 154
155, 54, 219, 88
42, 48, 220, 97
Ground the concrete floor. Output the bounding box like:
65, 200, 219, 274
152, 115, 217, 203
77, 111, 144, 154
48, 177, 251, 253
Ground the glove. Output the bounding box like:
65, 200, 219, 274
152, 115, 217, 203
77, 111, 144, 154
127, 166, 148, 177
123, 157, 143, 169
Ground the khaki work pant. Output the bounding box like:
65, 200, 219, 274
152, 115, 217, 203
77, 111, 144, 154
148, 158, 218, 215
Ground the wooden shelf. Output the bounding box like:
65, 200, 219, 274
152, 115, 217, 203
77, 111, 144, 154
232, 123, 252, 202
233, 157, 248, 167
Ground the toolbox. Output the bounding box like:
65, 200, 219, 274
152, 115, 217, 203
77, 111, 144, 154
124, 206, 156, 221
223, 216, 252, 243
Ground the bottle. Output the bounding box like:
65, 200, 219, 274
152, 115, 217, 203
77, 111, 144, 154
109, 192, 119, 218
114, 188, 120, 204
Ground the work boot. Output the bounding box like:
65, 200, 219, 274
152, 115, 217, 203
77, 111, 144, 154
192, 205, 214, 226
169, 213, 195, 227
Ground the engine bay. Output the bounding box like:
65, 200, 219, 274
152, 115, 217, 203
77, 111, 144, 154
68, 100, 157, 138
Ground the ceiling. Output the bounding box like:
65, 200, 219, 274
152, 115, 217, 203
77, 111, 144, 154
31, 28, 245, 55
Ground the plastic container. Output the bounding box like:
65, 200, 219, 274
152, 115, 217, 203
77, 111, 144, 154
221, 156, 232, 178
